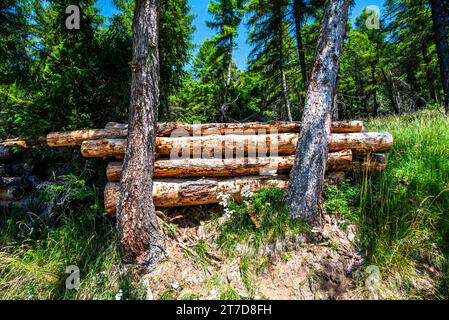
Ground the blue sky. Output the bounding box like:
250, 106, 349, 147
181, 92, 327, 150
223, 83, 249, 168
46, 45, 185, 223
96, 0, 385, 70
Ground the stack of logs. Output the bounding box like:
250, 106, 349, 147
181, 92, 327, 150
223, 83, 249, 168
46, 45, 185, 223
46, 121, 393, 216
0, 139, 42, 208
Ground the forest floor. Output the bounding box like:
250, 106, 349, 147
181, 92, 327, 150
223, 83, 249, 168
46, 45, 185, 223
0, 110, 448, 300
145, 208, 367, 300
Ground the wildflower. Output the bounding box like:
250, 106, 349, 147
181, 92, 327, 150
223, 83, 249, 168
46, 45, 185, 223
240, 187, 254, 199
115, 289, 123, 300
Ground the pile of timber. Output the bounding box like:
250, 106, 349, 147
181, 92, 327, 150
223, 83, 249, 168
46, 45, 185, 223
0, 139, 42, 207
46, 121, 393, 215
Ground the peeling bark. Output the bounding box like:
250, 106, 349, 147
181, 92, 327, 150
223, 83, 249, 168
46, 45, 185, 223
80, 132, 392, 158
105, 176, 290, 215
117, 0, 165, 272
286, 0, 350, 226
106, 150, 353, 181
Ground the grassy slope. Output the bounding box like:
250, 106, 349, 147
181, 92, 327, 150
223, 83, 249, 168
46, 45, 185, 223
0, 111, 448, 299
332, 111, 449, 297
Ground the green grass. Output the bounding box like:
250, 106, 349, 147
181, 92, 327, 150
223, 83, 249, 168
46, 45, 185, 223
325, 110, 449, 297
217, 187, 310, 256
0, 174, 144, 300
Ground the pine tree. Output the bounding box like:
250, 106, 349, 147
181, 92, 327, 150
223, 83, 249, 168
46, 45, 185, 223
206, 0, 246, 121
248, 0, 294, 121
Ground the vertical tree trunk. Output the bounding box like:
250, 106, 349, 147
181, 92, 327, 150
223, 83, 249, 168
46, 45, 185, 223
381, 67, 400, 114
293, 0, 308, 88
117, 0, 165, 272
286, 0, 350, 226
430, 0, 449, 115
421, 41, 437, 103
281, 65, 293, 121
372, 64, 378, 116
226, 33, 233, 87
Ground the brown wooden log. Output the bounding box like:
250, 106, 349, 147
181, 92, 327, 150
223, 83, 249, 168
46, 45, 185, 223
47, 121, 365, 147
0, 138, 30, 149
103, 171, 348, 216
351, 153, 387, 172
106, 150, 353, 182
81, 132, 393, 159
103, 176, 290, 215
47, 128, 128, 147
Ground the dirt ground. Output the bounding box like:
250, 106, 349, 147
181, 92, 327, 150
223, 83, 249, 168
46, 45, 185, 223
142, 206, 376, 300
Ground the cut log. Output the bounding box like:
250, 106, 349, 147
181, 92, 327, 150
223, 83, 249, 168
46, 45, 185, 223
0, 138, 30, 149
47, 128, 128, 147
0, 185, 25, 201
103, 176, 290, 216
47, 121, 365, 147
106, 149, 353, 181
351, 153, 387, 172
81, 132, 393, 159
0, 177, 25, 187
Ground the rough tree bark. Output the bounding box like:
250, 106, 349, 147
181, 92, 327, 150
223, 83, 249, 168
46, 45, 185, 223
117, 0, 165, 272
286, 0, 350, 226
430, 0, 449, 115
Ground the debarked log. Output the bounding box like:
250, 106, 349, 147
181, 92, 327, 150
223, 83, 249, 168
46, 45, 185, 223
80, 132, 393, 158
105, 150, 353, 181
103, 176, 290, 215
47, 121, 365, 147
351, 153, 387, 172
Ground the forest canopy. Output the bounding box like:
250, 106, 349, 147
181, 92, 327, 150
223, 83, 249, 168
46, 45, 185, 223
0, 0, 447, 137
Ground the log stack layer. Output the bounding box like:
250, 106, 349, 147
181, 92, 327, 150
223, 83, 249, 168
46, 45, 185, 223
0, 139, 42, 207
46, 121, 393, 215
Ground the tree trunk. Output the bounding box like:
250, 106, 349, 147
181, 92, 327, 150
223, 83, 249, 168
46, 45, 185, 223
381, 67, 400, 114
286, 0, 350, 226
293, 0, 308, 88
281, 66, 293, 121
106, 150, 353, 181
421, 41, 437, 103
80, 132, 393, 158
226, 33, 233, 87
117, 0, 165, 272
430, 0, 449, 115
372, 64, 378, 117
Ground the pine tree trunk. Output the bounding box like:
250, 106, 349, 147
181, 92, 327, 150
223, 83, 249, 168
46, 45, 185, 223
286, 0, 350, 226
421, 41, 437, 103
430, 0, 449, 115
117, 0, 165, 272
281, 66, 293, 121
226, 33, 233, 87
372, 64, 378, 117
293, 0, 308, 88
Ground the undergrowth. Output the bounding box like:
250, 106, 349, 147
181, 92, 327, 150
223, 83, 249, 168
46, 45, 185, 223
217, 187, 310, 256
325, 110, 449, 298
0, 174, 144, 300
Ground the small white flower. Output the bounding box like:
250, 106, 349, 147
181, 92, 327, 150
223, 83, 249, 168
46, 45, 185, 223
240, 186, 254, 199
115, 289, 123, 300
